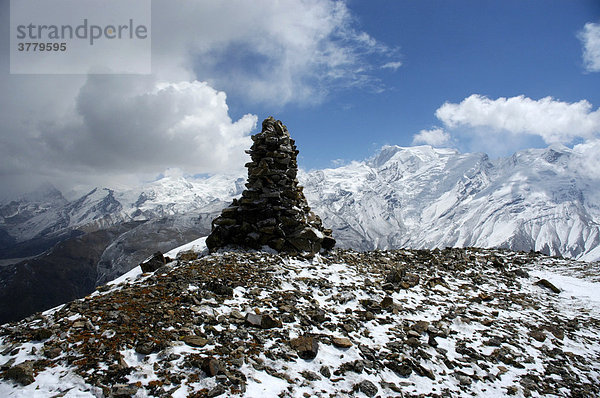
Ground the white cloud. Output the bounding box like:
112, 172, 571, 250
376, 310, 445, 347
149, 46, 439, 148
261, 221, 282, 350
436, 94, 600, 144
412, 128, 451, 146
0, 76, 256, 195
571, 139, 600, 180
579, 22, 600, 72
151, 0, 397, 104
381, 61, 403, 71
0, 0, 397, 196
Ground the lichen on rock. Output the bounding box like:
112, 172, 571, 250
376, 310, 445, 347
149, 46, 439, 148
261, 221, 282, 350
206, 116, 335, 254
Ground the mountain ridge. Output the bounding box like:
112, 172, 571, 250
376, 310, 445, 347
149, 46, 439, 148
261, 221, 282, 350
1, 144, 599, 263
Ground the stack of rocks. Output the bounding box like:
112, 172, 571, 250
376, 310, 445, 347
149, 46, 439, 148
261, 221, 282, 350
206, 117, 335, 254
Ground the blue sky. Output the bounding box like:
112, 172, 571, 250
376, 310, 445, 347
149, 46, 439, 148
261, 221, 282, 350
223, 0, 600, 168
1, 0, 600, 196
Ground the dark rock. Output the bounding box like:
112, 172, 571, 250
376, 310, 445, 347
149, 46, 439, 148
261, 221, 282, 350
135, 342, 156, 355
319, 365, 331, 378
355, 380, 378, 397
31, 328, 52, 341
535, 279, 560, 293
140, 251, 166, 273
245, 313, 282, 329
290, 336, 318, 359
4, 360, 35, 385
201, 357, 224, 377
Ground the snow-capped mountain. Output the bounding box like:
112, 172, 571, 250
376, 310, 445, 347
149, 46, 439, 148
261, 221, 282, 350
304, 144, 600, 262
1, 144, 599, 264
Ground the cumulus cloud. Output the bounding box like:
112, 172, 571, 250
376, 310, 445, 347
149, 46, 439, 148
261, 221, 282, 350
412, 128, 451, 146
0, 0, 396, 197
571, 139, 600, 180
436, 94, 600, 144
579, 22, 600, 72
1, 76, 256, 196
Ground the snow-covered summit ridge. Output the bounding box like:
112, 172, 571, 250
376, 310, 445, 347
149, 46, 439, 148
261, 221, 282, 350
0, 243, 599, 397
303, 144, 600, 261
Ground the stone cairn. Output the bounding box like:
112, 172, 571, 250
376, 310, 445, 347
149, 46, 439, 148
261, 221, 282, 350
206, 116, 335, 254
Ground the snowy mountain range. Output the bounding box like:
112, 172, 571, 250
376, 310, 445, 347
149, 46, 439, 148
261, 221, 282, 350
2, 144, 599, 264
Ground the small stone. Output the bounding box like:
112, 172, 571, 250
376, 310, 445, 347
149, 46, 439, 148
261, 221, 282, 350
332, 337, 353, 348
182, 335, 208, 347
319, 365, 331, 378
381, 296, 394, 309
535, 279, 560, 293
356, 380, 378, 397
201, 357, 224, 377
135, 342, 156, 355
111, 384, 139, 398
4, 361, 35, 385
140, 251, 166, 273
290, 336, 318, 360
529, 329, 546, 342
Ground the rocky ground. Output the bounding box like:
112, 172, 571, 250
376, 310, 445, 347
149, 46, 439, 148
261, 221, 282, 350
0, 239, 599, 397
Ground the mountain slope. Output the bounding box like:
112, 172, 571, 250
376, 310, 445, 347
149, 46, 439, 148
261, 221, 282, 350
303, 145, 600, 261
2, 145, 598, 262
0, 242, 598, 397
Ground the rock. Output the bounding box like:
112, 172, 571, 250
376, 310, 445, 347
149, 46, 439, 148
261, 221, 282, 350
4, 361, 35, 385
385, 360, 412, 377
319, 365, 331, 378
300, 370, 321, 381
201, 357, 224, 377
31, 328, 52, 341
529, 329, 546, 342
380, 296, 394, 309
356, 380, 378, 397
290, 336, 318, 359
245, 313, 282, 329
177, 250, 198, 262
182, 335, 209, 347
535, 279, 560, 293
135, 341, 156, 355
111, 383, 139, 397
140, 251, 166, 273
332, 337, 353, 348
